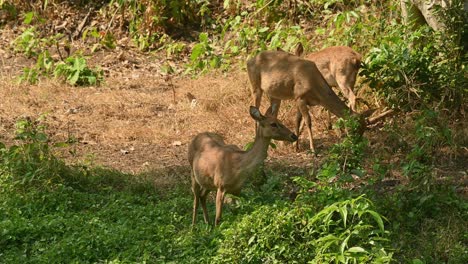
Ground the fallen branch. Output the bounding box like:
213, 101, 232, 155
367, 109, 395, 125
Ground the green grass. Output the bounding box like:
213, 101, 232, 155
2, 164, 465, 263
0, 118, 466, 263
0, 168, 193, 263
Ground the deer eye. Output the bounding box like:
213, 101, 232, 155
270, 123, 278, 128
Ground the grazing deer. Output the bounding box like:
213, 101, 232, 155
188, 106, 297, 226
279, 45, 362, 128
247, 50, 364, 152
300, 45, 362, 112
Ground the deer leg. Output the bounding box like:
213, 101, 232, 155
266, 99, 281, 117
254, 90, 263, 110
215, 188, 226, 226
346, 90, 357, 112
191, 174, 200, 226
297, 100, 315, 153
295, 109, 303, 152
200, 189, 210, 224
326, 110, 332, 130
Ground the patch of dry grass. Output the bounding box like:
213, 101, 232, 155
1, 56, 327, 175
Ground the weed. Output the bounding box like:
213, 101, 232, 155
317, 114, 368, 183
18, 50, 54, 84
54, 55, 103, 86
0, 117, 64, 188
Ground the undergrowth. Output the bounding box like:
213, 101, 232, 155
1, 116, 465, 263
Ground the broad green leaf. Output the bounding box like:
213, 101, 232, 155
340, 234, 351, 255
339, 206, 348, 228
366, 210, 384, 232
348, 246, 367, 253
24, 12, 34, 24
70, 70, 80, 85
190, 43, 205, 61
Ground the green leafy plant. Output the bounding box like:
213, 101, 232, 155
317, 114, 368, 182
361, 25, 466, 111
12, 26, 40, 57
18, 50, 54, 84
186, 32, 222, 74
54, 55, 103, 86
82, 27, 117, 52
402, 110, 452, 189
215, 196, 392, 263
0, 116, 64, 187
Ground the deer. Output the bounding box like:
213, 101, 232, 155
301, 45, 362, 111
295, 45, 363, 129
188, 106, 297, 226
278, 45, 363, 127
247, 50, 365, 153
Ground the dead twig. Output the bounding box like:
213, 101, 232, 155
367, 109, 395, 125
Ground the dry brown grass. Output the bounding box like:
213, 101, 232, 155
1, 48, 331, 176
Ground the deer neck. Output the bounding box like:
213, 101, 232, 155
240, 125, 271, 172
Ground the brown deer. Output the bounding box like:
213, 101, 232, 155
188, 106, 297, 226
247, 50, 364, 153
301, 45, 362, 112
279, 45, 362, 128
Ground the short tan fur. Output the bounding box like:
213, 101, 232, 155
188, 106, 297, 226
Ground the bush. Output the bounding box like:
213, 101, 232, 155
0, 117, 65, 188
361, 25, 467, 111
215, 196, 392, 263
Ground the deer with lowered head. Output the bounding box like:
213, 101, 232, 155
300, 45, 362, 112
247, 50, 365, 153
279, 44, 363, 128
188, 106, 297, 226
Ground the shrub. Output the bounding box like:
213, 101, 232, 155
0, 117, 65, 188
361, 25, 467, 111
215, 196, 392, 263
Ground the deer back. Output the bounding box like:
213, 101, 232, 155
305, 46, 362, 88
248, 51, 353, 117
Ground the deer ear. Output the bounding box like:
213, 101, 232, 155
250, 106, 265, 121
265, 102, 279, 117
295, 42, 304, 57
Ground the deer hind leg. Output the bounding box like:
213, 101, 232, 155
326, 110, 332, 129
297, 99, 315, 153
214, 188, 226, 226
200, 189, 210, 224
191, 173, 201, 226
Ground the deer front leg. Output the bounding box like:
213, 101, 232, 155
266, 99, 281, 117
297, 99, 315, 153
294, 109, 303, 152
215, 188, 226, 226
253, 89, 263, 110
336, 75, 357, 112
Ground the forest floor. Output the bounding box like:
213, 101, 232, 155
0, 26, 340, 185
